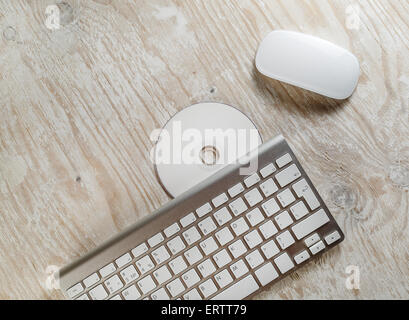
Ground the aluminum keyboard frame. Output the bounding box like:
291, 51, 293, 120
59, 135, 344, 299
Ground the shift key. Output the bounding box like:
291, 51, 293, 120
211, 275, 259, 300
292, 209, 330, 240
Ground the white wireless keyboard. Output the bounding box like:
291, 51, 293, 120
60, 135, 344, 300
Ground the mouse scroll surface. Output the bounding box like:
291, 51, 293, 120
255, 30, 360, 100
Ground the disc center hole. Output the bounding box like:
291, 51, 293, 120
199, 145, 219, 166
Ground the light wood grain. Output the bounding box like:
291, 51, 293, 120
0, 0, 408, 299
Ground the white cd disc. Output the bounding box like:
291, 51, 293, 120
153, 102, 262, 198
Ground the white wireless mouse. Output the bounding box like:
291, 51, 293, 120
255, 30, 360, 100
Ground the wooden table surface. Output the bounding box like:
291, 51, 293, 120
0, 0, 408, 300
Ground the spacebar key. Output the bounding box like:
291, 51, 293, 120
211, 275, 259, 300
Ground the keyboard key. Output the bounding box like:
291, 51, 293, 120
230, 259, 249, 278
290, 201, 309, 220
244, 173, 261, 188
212, 192, 228, 207
230, 218, 249, 237
76, 294, 89, 300
166, 278, 185, 297
198, 216, 217, 236
83, 273, 100, 288
196, 202, 212, 217
153, 265, 172, 285
244, 188, 263, 207
245, 249, 264, 269
309, 240, 326, 255
274, 252, 294, 274
109, 295, 122, 300
277, 189, 296, 208
294, 250, 310, 264
198, 259, 216, 278
105, 275, 123, 294
151, 288, 170, 300
151, 245, 171, 264
274, 211, 294, 230
276, 230, 295, 249
246, 208, 265, 227
215, 227, 234, 246
304, 233, 320, 247
182, 226, 201, 246
260, 163, 276, 178
261, 198, 280, 217
200, 237, 219, 255
255, 262, 279, 286
292, 209, 330, 240
259, 220, 278, 239
169, 256, 187, 275
199, 279, 217, 298
215, 269, 233, 288
275, 164, 301, 187
115, 253, 132, 268
131, 243, 148, 259
228, 182, 245, 198
324, 230, 341, 245
180, 212, 196, 228
184, 246, 203, 265
135, 255, 154, 274
167, 236, 186, 255
213, 249, 232, 268
276, 153, 292, 168
244, 230, 262, 249
292, 179, 320, 210
67, 283, 84, 298
148, 232, 164, 248
260, 178, 278, 197
138, 275, 156, 294
182, 268, 200, 288
62, 139, 346, 302
164, 223, 180, 238
229, 197, 248, 216
120, 265, 139, 284
261, 239, 280, 259
211, 274, 259, 300
228, 239, 247, 258
89, 284, 108, 300
184, 288, 202, 300
214, 207, 232, 226
99, 263, 116, 278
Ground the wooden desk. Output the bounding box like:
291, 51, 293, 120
0, 0, 408, 299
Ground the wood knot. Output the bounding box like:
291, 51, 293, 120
388, 164, 409, 189
57, 2, 75, 26
3, 26, 16, 41
329, 184, 357, 211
